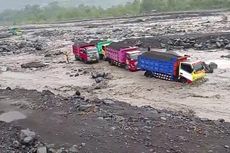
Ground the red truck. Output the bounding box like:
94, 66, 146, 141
107, 44, 141, 71
72, 43, 99, 63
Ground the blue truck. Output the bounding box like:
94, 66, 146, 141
138, 51, 205, 83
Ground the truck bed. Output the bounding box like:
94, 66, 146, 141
107, 47, 138, 64
138, 51, 186, 79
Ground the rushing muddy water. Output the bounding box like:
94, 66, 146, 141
0, 111, 26, 123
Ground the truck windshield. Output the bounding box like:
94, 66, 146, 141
193, 63, 204, 72
129, 53, 140, 60
86, 47, 97, 53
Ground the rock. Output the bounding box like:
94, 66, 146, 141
13, 140, 20, 148
216, 41, 222, 48
160, 117, 167, 121
200, 118, 210, 122
178, 136, 188, 142
75, 90, 81, 96
37, 147, 47, 153
6, 87, 12, 90
208, 62, 218, 70
20, 129, 36, 144
224, 145, 229, 149
103, 99, 115, 105
21, 62, 47, 69
0, 66, 8, 72
112, 29, 122, 32
56, 148, 66, 153
218, 119, 225, 123
78, 69, 83, 72
44, 53, 52, 57
201, 62, 213, 73
225, 44, 230, 50
69, 145, 78, 153
77, 104, 94, 112
214, 119, 225, 125
81, 143, 86, 147
115, 115, 125, 122
42, 90, 55, 96
23, 136, 34, 144
53, 51, 63, 56
91, 72, 107, 79
95, 77, 104, 83
194, 43, 203, 49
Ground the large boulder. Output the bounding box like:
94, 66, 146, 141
208, 62, 218, 70
201, 62, 214, 73
20, 129, 36, 145
225, 44, 230, 50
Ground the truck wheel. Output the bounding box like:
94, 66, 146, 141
144, 71, 151, 77
75, 56, 79, 61
83, 59, 87, 64
99, 54, 104, 60
109, 60, 113, 66
179, 77, 187, 83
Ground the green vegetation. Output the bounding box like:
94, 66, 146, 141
0, 0, 230, 25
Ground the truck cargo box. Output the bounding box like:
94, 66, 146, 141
138, 51, 187, 79
107, 46, 138, 64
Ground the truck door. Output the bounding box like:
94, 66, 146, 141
179, 63, 193, 82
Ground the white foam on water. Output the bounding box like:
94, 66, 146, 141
0, 111, 26, 123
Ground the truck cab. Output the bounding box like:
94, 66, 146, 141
126, 51, 142, 71
96, 40, 112, 60
179, 61, 206, 83
73, 43, 99, 63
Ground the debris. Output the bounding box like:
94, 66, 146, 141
0, 66, 8, 72
95, 77, 104, 83
225, 44, 230, 50
75, 90, 81, 96
20, 129, 36, 144
208, 62, 218, 70
6, 87, 12, 90
77, 104, 94, 112
21, 62, 47, 69
37, 147, 47, 153
69, 145, 78, 153
41, 90, 55, 96
201, 62, 214, 73
224, 145, 229, 149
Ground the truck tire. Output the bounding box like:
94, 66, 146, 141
109, 60, 114, 66
83, 59, 87, 64
144, 71, 151, 77
75, 56, 79, 61
179, 77, 188, 83
99, 54, 104, 60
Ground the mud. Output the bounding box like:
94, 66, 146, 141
0, 10, 230, 152
1, 88, 230, 153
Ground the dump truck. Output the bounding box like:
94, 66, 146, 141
107, 44, 142, 71
72, 43, 99, 63
138, 51, 205, 83
96, 40, 112, 60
